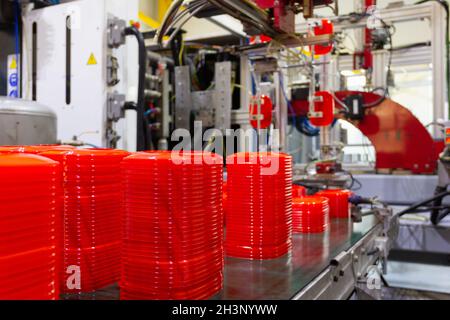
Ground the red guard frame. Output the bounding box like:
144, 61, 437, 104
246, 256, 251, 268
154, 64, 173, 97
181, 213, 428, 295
335, 91, 444, 174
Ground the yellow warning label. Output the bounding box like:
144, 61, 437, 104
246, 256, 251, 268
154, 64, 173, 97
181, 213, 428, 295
9, 57, 17, 70
87, 53, 97, 66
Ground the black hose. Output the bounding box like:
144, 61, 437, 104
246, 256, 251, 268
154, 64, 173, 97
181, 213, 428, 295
431, 186, 450, 225
397, 190, 450, 217
124, 26, 150, 151
124, 102, 138, 111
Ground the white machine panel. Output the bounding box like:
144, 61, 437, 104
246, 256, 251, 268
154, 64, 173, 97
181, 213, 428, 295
22, 0, 139, 149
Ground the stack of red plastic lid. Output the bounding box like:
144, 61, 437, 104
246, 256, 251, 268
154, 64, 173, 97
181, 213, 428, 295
0, 153, 61, 300
293, 184, 307, 197
225, 152, 293, 260
292, 196, 330, 233
0, 145, 75, 154
223, 181, 228, 225
121, 151, 224, 300
316, 189, 351, 219
39, 148, 129, 294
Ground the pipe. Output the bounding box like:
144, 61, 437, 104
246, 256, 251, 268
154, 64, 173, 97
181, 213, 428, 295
397, 190, 450, 217
431, 186, 450, 225
125, 26, 150, 151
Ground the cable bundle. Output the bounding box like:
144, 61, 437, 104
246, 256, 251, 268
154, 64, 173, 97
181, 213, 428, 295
225, 152, 293, 260
316, 189, 351, 219
0, 154, 60, 300
121, 151, 224, 300
292, 196, 330, 234
293, 184, 307, 197
39, 149, 129, 294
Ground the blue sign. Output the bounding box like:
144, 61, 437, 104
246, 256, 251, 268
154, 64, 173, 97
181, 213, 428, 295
9, 89, 18, 98
9, 73, 18, 87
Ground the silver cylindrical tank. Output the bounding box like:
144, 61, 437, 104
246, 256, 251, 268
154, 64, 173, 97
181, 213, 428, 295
0, 97, 57, 146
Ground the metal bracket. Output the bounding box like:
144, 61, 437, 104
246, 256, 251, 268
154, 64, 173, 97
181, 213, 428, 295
107, 17, 126, 48
107, 55, 120, 86
192, 91, 215, 127
174, 66, 193, 130
214, 61, 232, 132
107, 92, 126, 121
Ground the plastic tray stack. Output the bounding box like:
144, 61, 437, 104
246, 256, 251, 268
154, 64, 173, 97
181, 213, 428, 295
39, 149, 129, 294
292, 196, 330, 234
121, 151, 224, 300
316, 189, 351, 219
0, 154, 60, 300
225, 152, 293, 260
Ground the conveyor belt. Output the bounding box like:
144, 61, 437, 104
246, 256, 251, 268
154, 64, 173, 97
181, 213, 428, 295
66, 215, 380, 300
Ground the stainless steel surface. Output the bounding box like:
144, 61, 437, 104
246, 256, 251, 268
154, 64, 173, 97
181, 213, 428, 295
0, 97, 57, 145
78, 215, 381, 300
174, 62, 232, 132
192, 91, 215, 127
220, 215, 379, 300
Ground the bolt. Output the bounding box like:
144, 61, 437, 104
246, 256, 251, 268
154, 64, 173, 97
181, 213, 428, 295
339, 270, 345, 277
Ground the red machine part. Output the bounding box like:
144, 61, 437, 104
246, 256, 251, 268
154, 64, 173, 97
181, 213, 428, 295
353, 0, 376, 70
249, 34, 272, 44
252, 0, 333, 33
249, 95, 273, 129
316, 160, 341, 174
309, 91, 335, 127
335, 91, 444, 174
446, 127, 450, 145
312, 19, 334, 55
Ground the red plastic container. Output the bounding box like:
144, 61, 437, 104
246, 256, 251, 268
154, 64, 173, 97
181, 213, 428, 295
225, 152, 293, 260
293, 184, 307, 198
292, 196, 330, 234
0, 153, 61, 300
38, 148, 129, 294
316, 189, 351, 219
120, 151, 224, 300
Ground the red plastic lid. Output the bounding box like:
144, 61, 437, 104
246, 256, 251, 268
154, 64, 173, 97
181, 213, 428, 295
293, 184, 307, 197
121, 151, 224, 300
292, 196, 330, 233
316, 189, 351, 219
0, 153, 60, 300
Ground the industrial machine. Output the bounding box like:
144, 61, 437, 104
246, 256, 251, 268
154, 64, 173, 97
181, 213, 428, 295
3, 0, 449, 299
0, 97, 57, 145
